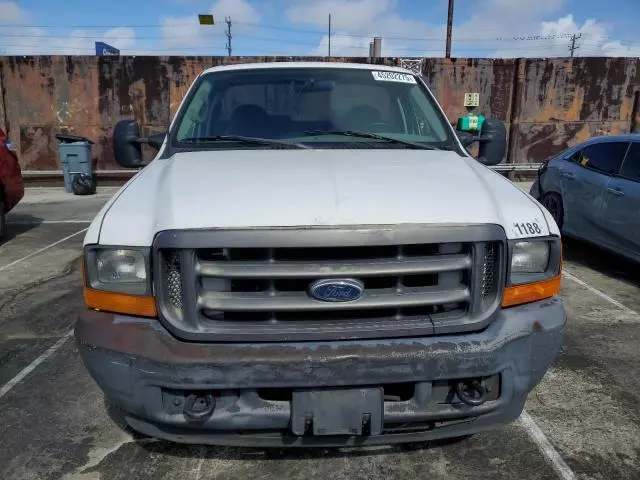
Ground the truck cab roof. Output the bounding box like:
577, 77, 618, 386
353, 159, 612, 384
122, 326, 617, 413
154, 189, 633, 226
200, 62, 416, 76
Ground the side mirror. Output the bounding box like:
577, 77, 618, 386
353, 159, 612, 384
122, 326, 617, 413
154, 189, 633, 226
113, 120, 167, 168
455, 130, 475, 147
476, 119, 506, 166
113, 120, 143, 168
147, 133, 166, 150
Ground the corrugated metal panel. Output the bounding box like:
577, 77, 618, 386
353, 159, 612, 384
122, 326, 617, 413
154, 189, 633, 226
0, 55, 638, 171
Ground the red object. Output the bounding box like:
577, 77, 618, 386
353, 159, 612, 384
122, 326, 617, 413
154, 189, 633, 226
0, 128, 24, 215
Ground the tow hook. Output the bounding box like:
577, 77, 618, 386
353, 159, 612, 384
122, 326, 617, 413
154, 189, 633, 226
184, 393, 216, 422
455, 379, 488, 406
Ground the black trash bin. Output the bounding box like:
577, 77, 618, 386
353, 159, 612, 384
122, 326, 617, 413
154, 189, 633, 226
55, 133, 94, 193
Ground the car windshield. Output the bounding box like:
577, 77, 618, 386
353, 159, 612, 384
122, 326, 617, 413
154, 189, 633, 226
172, 67, 457, 150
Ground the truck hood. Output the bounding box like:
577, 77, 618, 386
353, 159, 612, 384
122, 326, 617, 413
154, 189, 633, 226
92, 149, 553, 246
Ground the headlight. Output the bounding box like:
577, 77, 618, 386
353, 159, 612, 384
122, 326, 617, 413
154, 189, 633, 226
508, 237, 561, 286
511, 241, 549, 273
503, 237, 562, 308
96, 249, 147, 283
84, 246, 151, 295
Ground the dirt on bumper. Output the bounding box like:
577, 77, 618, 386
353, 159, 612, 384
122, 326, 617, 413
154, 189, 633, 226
75, 297, 565, 445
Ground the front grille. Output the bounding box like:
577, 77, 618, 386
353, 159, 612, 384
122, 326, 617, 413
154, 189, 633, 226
154, 226, 505, 342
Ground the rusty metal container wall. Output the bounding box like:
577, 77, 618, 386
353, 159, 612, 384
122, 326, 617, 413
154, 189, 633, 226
510, 57, 640, 163
0, 55, 638, 171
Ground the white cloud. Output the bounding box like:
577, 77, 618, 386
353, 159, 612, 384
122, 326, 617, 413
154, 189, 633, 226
285, 0, 444, 57
0, 1, 138, 55
160, 0, 260, 53
160, 16, 204, 48
288, 0, 638, 58
540, 15, 640, 57
213, 0, 260, 23
288, 0, 390, 31
488, 14, 640, 58
101, 27, 137, 51
0, 0, 26, 22
0, 0, 636, 57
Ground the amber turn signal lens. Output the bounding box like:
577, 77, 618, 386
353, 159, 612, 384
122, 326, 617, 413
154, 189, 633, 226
502, 275, 561, 308
83, 288, 157, 317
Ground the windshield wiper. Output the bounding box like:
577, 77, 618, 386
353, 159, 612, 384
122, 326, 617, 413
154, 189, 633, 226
180, 135, 309, 149
303, 130, 444, 150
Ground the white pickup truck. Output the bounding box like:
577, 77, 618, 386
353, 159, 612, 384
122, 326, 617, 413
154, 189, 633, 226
75, 62, 565, 446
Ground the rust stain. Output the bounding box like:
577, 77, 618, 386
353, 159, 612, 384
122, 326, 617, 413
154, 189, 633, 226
572, 123, 591, 144
0, 55, 639, 170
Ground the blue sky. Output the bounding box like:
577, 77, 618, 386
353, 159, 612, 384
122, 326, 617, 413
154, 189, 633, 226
1, 0, 639, 57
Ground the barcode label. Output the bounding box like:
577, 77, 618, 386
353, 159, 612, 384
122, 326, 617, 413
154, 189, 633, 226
371, 71, 417, 84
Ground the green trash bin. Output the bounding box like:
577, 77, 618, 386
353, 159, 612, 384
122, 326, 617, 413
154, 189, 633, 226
55, 133, 94, 193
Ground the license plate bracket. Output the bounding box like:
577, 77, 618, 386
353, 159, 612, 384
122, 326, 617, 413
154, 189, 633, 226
291, 388, 383, 436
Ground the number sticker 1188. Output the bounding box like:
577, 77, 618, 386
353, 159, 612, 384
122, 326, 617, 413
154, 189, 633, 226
514, 222, 541, 235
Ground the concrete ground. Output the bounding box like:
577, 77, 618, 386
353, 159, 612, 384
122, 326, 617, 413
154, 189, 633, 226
1, 184, 639, 480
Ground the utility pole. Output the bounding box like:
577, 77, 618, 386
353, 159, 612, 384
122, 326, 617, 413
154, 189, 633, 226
569, 33, 581, 57
225, 17, 232, 56
445, 0, 454, 58
328, 14, 331, 57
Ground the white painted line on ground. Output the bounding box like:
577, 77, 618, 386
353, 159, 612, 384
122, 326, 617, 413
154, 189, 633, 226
7, 220, 92, 225
0, 330, 73, 400
520, 410, 576, 480
522, 268, 640, 478
563, 270, 638, 316
0, 228, 87, 272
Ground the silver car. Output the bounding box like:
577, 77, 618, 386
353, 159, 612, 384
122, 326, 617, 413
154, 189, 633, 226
530, 134, 640, 262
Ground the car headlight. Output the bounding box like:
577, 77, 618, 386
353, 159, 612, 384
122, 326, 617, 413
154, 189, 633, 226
511, 241, 550, 274
96, 249, 147, 284
83, 246, 156, 317
509, 238, 561, 285
503, 237, 562, 308
85, 247, 150, 294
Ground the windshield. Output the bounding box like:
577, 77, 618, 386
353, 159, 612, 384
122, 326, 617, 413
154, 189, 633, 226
171, 67, 457, 150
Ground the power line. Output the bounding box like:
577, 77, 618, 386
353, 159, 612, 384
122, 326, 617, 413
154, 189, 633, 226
0, 22, 578, 36
0, 22, 582, 43
581, 41, 640, 48
0, 20, 635, 57
0, 33, 225, 40
0, 41, 600, 55
0, 43, 228, 53
0, 31, 579, 43
239, 23, 578, 43
5, 19, 633, 45
0, 23, 181, 29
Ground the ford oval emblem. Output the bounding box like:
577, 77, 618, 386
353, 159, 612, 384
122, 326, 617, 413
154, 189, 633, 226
309, 278, 364, 302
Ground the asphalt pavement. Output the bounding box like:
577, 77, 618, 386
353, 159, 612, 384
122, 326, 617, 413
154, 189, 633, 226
0, 184, 639, 480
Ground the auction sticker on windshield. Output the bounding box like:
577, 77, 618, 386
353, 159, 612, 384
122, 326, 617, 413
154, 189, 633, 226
372, 71, 417, 84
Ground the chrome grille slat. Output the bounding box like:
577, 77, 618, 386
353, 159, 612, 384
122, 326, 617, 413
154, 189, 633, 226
200, 286, 470, 312
195, 253, 471, 279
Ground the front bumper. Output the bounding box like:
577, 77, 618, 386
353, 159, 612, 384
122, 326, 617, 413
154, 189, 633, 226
75, 297, 565, 446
